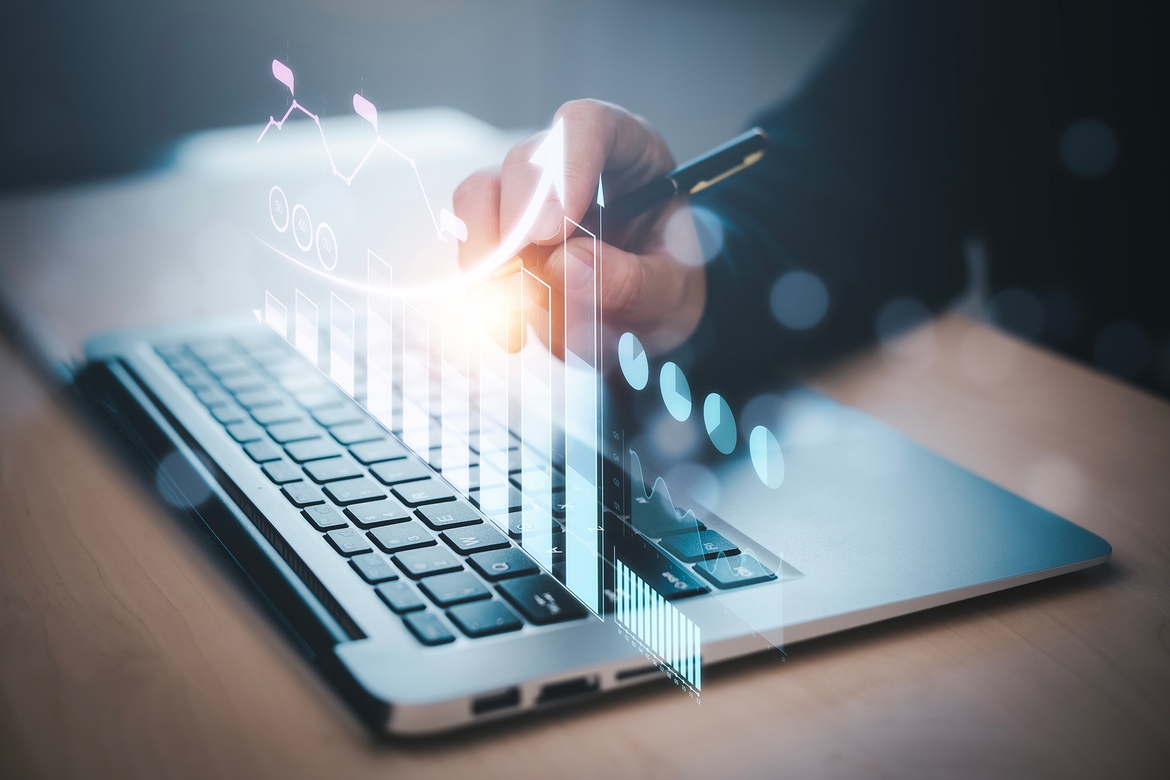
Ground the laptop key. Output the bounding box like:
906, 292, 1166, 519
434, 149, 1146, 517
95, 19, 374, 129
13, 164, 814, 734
251, 404, 303, 426
195, 387, 232, 407
292, 387, 345, 409
616, 537, 708, 601
392, 477, 456, 508
441, 524, 509, 555
284, 438, 342, 463
497, 573, 589, 625
266, 421, 320, 444
393, 546, 463, 579
324, 477, 387, 505
693, 553, 777, 589
349, 552, 398, 583
325, 527, 373, 557
370, 458, 430, 485
301, 503, 348, 530
282, 483, 325, 508
349, 438, 408, 465
375, 581, 425, 613
402, 612, 455, 646
303, 458, 365, 484
262, 460, 303, 485
225, 421, 265, 443
311, 405, 364, 427
234, 389, 283, 409
658, 529, 740, 562
243, 440, 283, 463
345, 498, 411, 528
219, 372, 266, 394
419, 571, 491, 607
447, 600, 523, 638
416, 500, 483, 531
210, 404, 247, 425
368, 520, 435, 553
468, 548, 540, 581
330, 422, 385, 446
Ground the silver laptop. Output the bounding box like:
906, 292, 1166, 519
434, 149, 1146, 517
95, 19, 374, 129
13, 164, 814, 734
0, 106, 1110, 736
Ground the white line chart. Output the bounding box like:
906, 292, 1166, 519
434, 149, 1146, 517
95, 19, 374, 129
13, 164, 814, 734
254, 59, 568, 299
257, 66, 447, 241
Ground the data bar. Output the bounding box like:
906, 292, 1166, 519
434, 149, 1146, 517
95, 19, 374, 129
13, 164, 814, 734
519, 270, 554, 571
440, 296, 472, 494
402, 304, 430, 458
563, 223, 601, 614
366, 251, 393, 427
475, 282, 511, 531
330, 293, 355, 396
264, 292, 288, 338
295, 290, 318, 366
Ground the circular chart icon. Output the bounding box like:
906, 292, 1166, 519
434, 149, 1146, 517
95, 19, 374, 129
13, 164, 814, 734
659, 362, 692, 421
618, 332, 649, 390
316, 222, 338, 270
750, 426, 785, 489
269, 186, 289, 232
292, 204, 313, 251
703, 393, 737, 454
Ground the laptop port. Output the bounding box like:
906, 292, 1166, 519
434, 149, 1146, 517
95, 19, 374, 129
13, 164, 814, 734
537, 676, 600, 704
472, 687, 521, 715
616, 665, 660, 681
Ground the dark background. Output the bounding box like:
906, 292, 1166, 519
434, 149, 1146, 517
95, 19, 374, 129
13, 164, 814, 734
0, 0, 857, 191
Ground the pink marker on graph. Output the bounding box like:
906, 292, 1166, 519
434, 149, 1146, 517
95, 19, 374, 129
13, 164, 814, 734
271, 60, 294, 95
353, 93, 378, 132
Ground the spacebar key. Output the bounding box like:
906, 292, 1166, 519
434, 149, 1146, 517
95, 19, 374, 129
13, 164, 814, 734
497, 573, 589, 625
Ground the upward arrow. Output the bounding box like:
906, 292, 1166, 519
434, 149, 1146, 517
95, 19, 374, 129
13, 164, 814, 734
529, 118, 565, 206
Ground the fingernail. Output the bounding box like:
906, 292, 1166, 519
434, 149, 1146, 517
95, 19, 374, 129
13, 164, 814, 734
529, 200, 563, 242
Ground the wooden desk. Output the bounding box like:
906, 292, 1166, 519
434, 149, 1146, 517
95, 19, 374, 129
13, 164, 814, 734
1, 314, 1168, 778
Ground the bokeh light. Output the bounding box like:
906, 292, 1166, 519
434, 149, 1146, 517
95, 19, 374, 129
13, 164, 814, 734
769, 270, 828, 330
988, 287, 1045, 340
1059, 118, 1118, 179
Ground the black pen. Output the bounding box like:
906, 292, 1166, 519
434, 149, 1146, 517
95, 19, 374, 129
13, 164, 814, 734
488, 126, 768, 280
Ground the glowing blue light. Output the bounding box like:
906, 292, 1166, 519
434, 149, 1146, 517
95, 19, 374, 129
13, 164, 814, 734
749, 426, 784, 489
618, 332, 649, 390
770, 270, 828, 330
660, 362, 692, 421
703, 393, 736, 454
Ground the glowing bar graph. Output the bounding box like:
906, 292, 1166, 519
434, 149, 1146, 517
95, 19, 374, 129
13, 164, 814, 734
330, 293, 355, 396
265, 292, 288, 338
615, 560, 701, 694
562, 222, 601, 614
440, 297, 471, 494
402, 304, 430, 457
295, 290, 318, 365
366, 252, 394, 426
475, 282, 511, 530
520, 269, 554, 570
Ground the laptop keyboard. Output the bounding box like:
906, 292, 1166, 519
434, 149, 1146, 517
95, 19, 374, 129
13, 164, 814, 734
152, 333, 774, 647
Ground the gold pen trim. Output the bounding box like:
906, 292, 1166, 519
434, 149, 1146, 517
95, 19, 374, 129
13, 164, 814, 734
688, 150, 765, 194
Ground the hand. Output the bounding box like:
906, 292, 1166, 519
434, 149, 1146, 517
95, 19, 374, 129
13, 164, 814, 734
453, 99, 707, 355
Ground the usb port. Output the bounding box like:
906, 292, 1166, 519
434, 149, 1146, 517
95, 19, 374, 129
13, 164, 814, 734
537, 676, 600, 705
472, 687, 521, 715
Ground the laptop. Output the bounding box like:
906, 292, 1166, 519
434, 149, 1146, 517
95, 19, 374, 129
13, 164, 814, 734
0, 107, 1111, 736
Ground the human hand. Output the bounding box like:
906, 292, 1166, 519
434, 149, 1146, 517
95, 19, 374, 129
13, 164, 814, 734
453, 99, 707, 355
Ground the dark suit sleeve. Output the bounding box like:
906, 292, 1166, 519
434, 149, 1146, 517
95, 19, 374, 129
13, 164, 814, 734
685, 0, 970, 401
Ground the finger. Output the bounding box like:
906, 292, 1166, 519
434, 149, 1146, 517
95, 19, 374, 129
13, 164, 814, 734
541, 233, 704, 354
453, 166, 501, 270
500, 100, 675, 247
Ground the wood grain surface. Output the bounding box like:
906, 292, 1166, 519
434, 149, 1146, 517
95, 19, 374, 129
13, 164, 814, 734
2, 314, 1168, 779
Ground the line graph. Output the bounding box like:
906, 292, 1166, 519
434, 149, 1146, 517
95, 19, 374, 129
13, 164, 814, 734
254, 60, 566, 298
257, 60, 457, 243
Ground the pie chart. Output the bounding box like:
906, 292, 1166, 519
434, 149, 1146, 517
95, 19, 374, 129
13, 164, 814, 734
618, 332, 649, 390
749, 425, 785, 489
659, 362, 692, 421
703, 393, 737, 454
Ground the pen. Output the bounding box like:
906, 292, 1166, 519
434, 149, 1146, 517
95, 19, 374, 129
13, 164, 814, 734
486, 126, 768, 281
